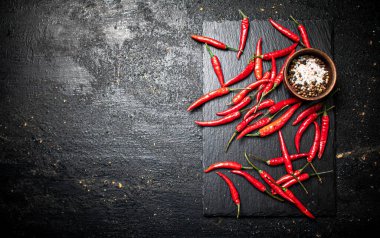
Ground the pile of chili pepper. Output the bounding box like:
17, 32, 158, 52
188, 13, 336, 219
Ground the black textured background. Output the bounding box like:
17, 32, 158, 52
202, 20, 335, 217
0, 0, 379, 237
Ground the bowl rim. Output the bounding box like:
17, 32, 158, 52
283, 48, 337, 101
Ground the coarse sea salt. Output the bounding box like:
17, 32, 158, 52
291, 57, 328, 86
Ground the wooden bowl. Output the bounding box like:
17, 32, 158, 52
283, 48, 337, 101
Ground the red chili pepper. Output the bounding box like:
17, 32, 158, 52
268, 98, 300, 114
225, 112, 263, 152
292, 103, 323, 125
307, 121, 320, 163
282, 173, 310, 188
215, 172, 241, 219
243, 98, 275, 120
294, 112, 319, 153
224, 60, 255, 87
256, 88, 264, 103
191, 35, 238, 51
269, 18, 300, 43
216, 96, 251, 116
244, 153, 295, 203
270, 49, 296, 91
261, 71, 271, 81
195, 111, 241, 127
187, 87, 231, 111
205, 44, 225, 87
276, 170, 303, 185
318, 107, 330, 159
261, 56, 277, 96
254, 38, 263, 80
283, 189, 315, 219
278, 130, 293, 174
230, 170, 284, 202
290, 16, 311, 48
204, 161, 251, 173
237, 10, 249, 59
257, 42, 298, 60
247, 103, 301, 137
266, 153, 308, 166
231, 80, 270, 105
237, 112, 276, 140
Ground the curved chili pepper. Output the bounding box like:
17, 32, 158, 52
244, 153, 295, 203
247, 103, 301, 137
215, 172, 241, 219
224, 60, 255, 87
231, 80, 270, 105
191, 35, 238, 51
225, 112, 263, 152
268, 98, 299, 114
237, 10, 249, 59
254, 38, 263, 80
261, 56, 277, 96
318, 107, 330, 159
307, 121, 320, 163
275, 163, 309, 184
230, 170, 284, 202
270, 49, 296, 91
243, 98, 275, 120
237, 111, 277, 140
283, 170, 333, 189
266, 153, 308, 166
294, 112, 319, 153
205, 44, 225, 87
283, 188, 315, 219
269, 18, 300, 43
204, 161, 251, 173
187, 87, 230, 111
278, 130, 293, 174
256, 88, 264, 103
195, 111, 241, 127
290, 16, 311, 48
256, 42, 298, 60
216, 96, 251, 116
292, 103, 323, 125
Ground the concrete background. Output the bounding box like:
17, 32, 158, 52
0, 0, 379, 237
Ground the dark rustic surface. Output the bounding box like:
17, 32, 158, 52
202, 20, 335, 217
0, 0, 379, 237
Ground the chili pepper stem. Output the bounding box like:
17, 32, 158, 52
291, 173, 308, 194
265, 190, 285, 202
229, 87, 254, 91
289, 15, 300, 26
245, 132, 260, 137
244, 152, 260, 172
205, 44, 214, 58
241, 166, 253, 170
227, 46, 239, 52
309, 162, 323, 183
236, 204, 240, 219
299, 162, 310, 172
225, 132, 237, 152
250, 155, 267, 163
238, 9, 248, 19
310, 170, 333, 176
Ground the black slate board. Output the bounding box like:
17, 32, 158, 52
202, 20, 335, 217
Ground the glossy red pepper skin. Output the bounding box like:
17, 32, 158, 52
318, 110, 330, 159
260, 42, 298, 60
268, 98, 299, 114
260, 170, 295, 203
187, 87, 230, 111
276, 169, 303, 185
292, 103, 323, 125
256, 88, 264, 103
243, 99, 275, 120
298, 25, 311, 48
224, 61, 255, 87
294, 112, 319, 153
195, 111, 241, 127
235, 112, 263, 132
278, 130, 293, 174
272, 49, 296, 89
231, 80, 269, 105
254, 38, 263, 80
282, 173, 310, 188
269, 18, 300, 42
237, 11, 249, 59
230, 170, 266, 192
216, 172, 241, 218
206, 44, 225, 87
283, 189, 315, 219
266, 153, 309, 166
255, 103, 301, 137
216, 96, 251, 116
204, 161, 243, 173
307, 121, 320, 163
261, 56, 277, 96
237, 117, 271, 140
191, 35, 235, 51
